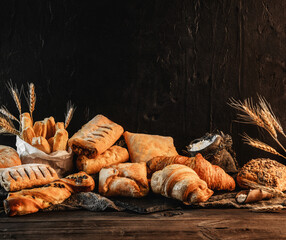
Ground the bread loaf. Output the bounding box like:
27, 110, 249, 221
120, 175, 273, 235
0, 145, 21, 168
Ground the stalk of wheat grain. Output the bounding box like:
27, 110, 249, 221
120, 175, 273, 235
0, 117, 20, 136
29, 83, 36, 121
0, 106, 19, 123
64, 101, 75, 129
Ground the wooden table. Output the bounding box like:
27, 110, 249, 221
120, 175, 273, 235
0, 209, 285, 239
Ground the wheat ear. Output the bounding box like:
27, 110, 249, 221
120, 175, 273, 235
0, 106, 20, 123
258, 95, 286, 137
0, 116, 20, 136
64, 101, 76, 129
7, 81, 22, 117
228, 98, 264, 128
242, 133, 286, 159
29, 83, 36, 121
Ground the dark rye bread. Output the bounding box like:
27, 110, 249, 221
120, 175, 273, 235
237, 158, 286, 191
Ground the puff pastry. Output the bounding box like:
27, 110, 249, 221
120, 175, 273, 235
77, 145, 129, 174
0, 145, 21, 168
99, 162, 149, 197
147, 153, 235, 191
4, 171, 95, 216
123, 131, 178, 163
0, 164, 58, 191
69, 114, 124, 158
151, 164, 213, 204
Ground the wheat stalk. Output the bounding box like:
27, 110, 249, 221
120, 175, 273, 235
7, 81, 22, 117
259, 108, 277, 138
258, 95, 286, 137
64, 101, 76, 129
0, 106, 19, 123
29, 83, 36, 121
0, 117, 20, 136
242, 133, 286, 159
228, 98, 265, 128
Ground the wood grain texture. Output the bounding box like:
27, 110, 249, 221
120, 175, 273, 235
0, 209, 286, 239
0, 0, 285, 166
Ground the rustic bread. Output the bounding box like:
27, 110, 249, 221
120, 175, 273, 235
21, 126, 36, 145
151, 164, 213, 204
123, 131, 178, 163
33, 121, 47, 138
4, 171, 95, 216
32, 136, 51, 154
99, 162, 149, 197
77, 145, 129, 174
68, 114, 124, 158
0, 145, 21, 168
21, 112, 33, 130
44, 117, 56, 139
0, 164, 59, 191
53, 129, 68, 151
237, 158, 286, 191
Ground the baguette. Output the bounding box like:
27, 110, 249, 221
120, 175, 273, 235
53, 129, 68, 151
32, 136, 51, 154
33, 121, 47, 138
21, 112, 33, 130
21, 127, 36, 145
44, 117, 56, 139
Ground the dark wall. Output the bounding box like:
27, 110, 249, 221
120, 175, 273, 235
0, 0, 285, 166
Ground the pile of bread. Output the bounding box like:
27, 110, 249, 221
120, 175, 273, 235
21, 113, 69, 154
1, 114, 286, 216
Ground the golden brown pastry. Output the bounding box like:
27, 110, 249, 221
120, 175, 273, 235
77, 145, 129, 174
53, 129, 68, 151
237, 158, 286, 191
99, 162, 149, 197
44, 117, 56, 139
147, 153, 235, 191
0, 145, 21, 168
151, 164, 213, 204
21, 112, 33, 130
21, 126, 36, 145
33, 121, 47, 138
68, 114, 124, 158
32, 136, 51, 154
55, 122, 65, 131
4, 171, 95, 216
48, 137, 54, 152
123, 131, 178, 163
0, 164, 59, 191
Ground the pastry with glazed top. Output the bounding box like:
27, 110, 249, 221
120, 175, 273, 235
151, 164, 213, 204
68, 114, 124, 158
0, 164, 59, 191
0, 145, 21, 168
147, 153, 235, 191
99, 162, 149, 197
77, 145, 129, 174
237, 158, 286, 191
123, 131, 178, 163
4, 171, 95, 216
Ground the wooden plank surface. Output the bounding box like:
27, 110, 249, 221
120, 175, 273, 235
0, 209, 286, 239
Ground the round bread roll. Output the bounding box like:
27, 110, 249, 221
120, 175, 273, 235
0, 145, 21, 168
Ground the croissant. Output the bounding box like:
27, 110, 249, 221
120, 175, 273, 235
4, 171, 95, 216
151, 164, 213, 204
147, 153, 235, 191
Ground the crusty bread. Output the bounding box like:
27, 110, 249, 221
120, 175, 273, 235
68, 115, 124, 158
21, 112, 33, 130
53, 129, 68, 151
48, 137, 54, 152
44, 117, 56, 139
21, 127, 36, 145
77, 145, 129, 174
33, 121, 47, 138
0, 145, 21, 168
0, 164, 58, 191
237, 158, 286, 191
55, 122, 65, 131
32, 136, 51, 154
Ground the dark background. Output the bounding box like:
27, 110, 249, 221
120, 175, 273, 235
0, 0, 285, 166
